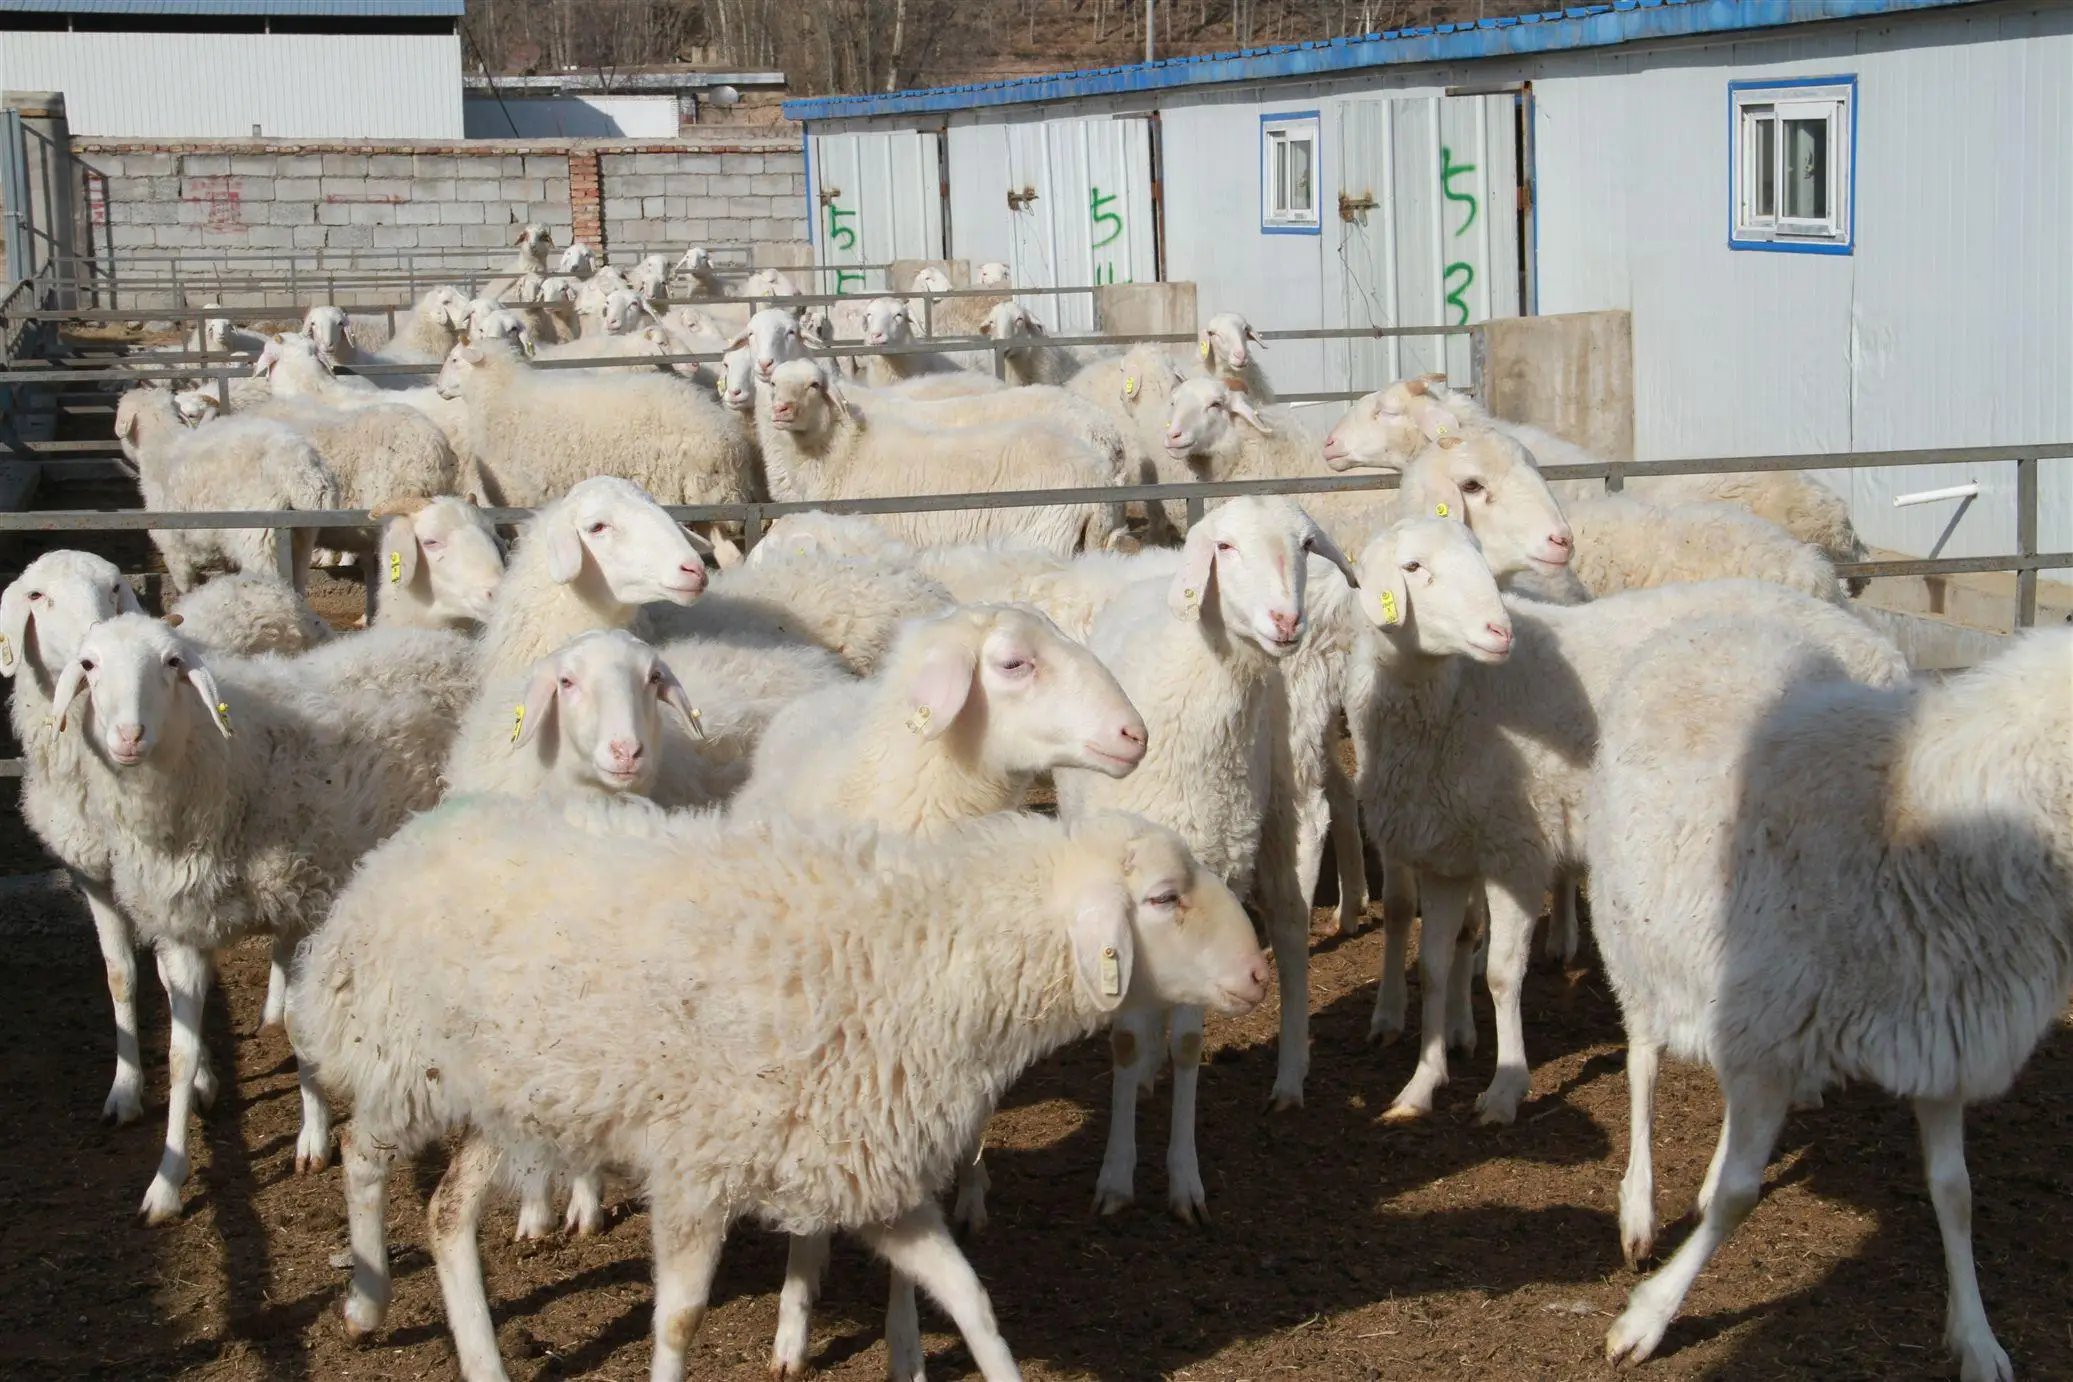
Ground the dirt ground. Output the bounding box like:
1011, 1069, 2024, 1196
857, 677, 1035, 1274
2, 855, 2069, 1382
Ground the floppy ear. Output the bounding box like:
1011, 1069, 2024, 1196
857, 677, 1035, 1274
1168, 521, 1218, 621
1195, 328, 1213, 361
115, 579, 145, 617
1402, 466, 1467, 524
185, 664, 234, 738
1303, 523, 1360, 590
0, 583, 32, 677
651, 659, 704, 739
1407, 396, 1460, 444
724, 325, 750, 351
1228, 391, 1274, 437
545, 516, 585, 585
903, 639, 977, 740
1245, 324, 1268, 350
251, 337, 278, 377
1357, 534, 1412, 630
510, 660, 560, 751
380, 516, 421, 588
51, 655, 88, 730
978, 315, 996, 337
1066, 880, 1134, 1013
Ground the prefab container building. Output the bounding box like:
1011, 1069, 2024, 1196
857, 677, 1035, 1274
787, 0, 2071, 564
0, 0, 464, 139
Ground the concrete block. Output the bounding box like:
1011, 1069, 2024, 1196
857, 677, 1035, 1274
183, 154, 231, 176
411, 178, 456, 201
705, 219, 751, 242
348, 202, 394, 226
292, 224, 327, 247
439, 201, 485, 224
412, 155, 459, 178
710, 173, 753, 197
275, 177, 320, 201
368, 154, 414, 178
454, 178, 499, 201
155, 225, 202, 247
642, 196, 667, 218
1095, 282, 1198, 337
617, 175, 666, 197
277, 155, 325, 177
726, 197, 769, 219
665, 219, 709, 241
460, 223, 511, 248
317, 201, 352, 225
237, 177, 276, 202
268, 201, 315, 225
105, 176, 157, 200
321, 153, 366, 175
749, 174, 792, 197
326, 224, 374, 248
132, 200, 178, 226
321, 177, 368, 200
362, 178, 410, 200
418, 223, 462, 247
751, 217, 800, 243
524, 155, 563, 178
132, 153, 180, 178
499, 179, 541, 202
1480, 309, 1634, 462
664, 173, 708, 196
542, 178, 570, 203
229, 155, 278, 177
108, 222, 156, 247
603, 197, 641, 221
371, 224, 420, 248
392, 200, 438, 226
175, 199, 211, 225
769, 195, 808, 223
244, 224, 296, 248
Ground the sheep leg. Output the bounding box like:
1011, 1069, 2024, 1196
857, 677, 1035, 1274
1367, 861, 1417, 1044
1446, 901, 1480, 1057
341, 1125, 395, 1339
186, 951, 220, 1111
1383, 875, 1473, 1120
138, 942, 210, 1225
770, 1231, 829, 1379
1473, 877, 1539, 1124
1323, 754, 1367, 936
513, 1164, 557, 1241
1915, 1097, 2012, 1382
1541, 869, 1581, 969
1093, 1006, 1161, 1215
951, 1137, 991, 1234
261, 933, 292, 1030
79, 875, 144, 1125
885, 1270, 925, 1382
859, 1202, 1020, 1382
1619, 1039, 1662, 1268
564, 1170, 606, 1236
1606, 1071, 1788, 1366
293, 1058, 332, 1174
1167, 1005, 1210, 1221
1292, 786, 1330, 928
426, 1134, 509, 1382
1694, 1114, 1729, 1218
647, 1195, 728, 1382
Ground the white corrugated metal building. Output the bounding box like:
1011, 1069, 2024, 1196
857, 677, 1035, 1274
0, 0, 463, 139
788, 0, 2070, 563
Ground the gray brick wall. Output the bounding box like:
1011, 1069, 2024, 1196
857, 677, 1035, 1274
78, 139, 808, 301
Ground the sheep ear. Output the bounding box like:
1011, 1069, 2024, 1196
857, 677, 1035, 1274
652, 659, 703, 739
903, 640, 977, 740
251, 338, 277, 377
381, 516, 421, 588
545, 519, 585, 585
724, 326, 750, 351
1229, 393, 1274, 436
1245, 325, 1268, 350
185, 665, 233, 738
1408, 397, 1459, 443
1357, 538, 1412, 630
114, 579, 145, 617
1304, 524, 1360, 590
709, 533, 744, 569
0, 584, 31, 677
1195, 328, 1213, 361
1168, 522, 1218, 621
1066, 881, 1134, 1013
51, 656, 88, 729
511, 662, 559, 751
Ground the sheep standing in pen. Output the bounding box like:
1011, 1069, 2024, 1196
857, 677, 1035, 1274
293, 796, 1269, 1382
1192, 311, 1277, 401
1058, 498, 1352, 1221
757, 359, 1123, 556
977, 300, 1084, 386
1068, 343, 1190, 540
49, 611, 473, 1223
1350, 518, 1908, 1126
169, 576, 332, 656
368, 494, 506, 631
116, 387, 338, 595
858, 297, 974, 385
1587, 622, 2071, 1381
732, 603, 1151, 1381
859, 372, 1132, 484
909, 264, 1006, 338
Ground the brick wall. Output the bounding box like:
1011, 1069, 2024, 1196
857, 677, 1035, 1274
70, 135, 808, 292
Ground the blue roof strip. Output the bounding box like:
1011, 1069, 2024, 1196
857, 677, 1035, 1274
0, 0, 462, 14
785, 0, 1980, 120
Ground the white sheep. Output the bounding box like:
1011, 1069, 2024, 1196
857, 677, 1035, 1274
978, 299, 1087, 387
554, 241, 596, 279
481, 221, 555, 299
1589, 621, 2071, 1380
858, 296, 974, 386
115, 387, 339, 594
674, 245, 725, 297
758, 359, 1120, 555
734, 602, 1150, 1381
1058, 497, 1353, 1221
433, 342, 757, 531
1559, 493, 1846, 605
381, 285, 476, 364
168, 575, 332, 656
1193, 312, 1276, 401
1350, 520, 1908, 1126
911, 264, 1007, 338
623, 253, 671, 305
744, 265, 802, 298
292, 797, 1269, 1382
51, 612, 474, 1223
1068, 343, 1191, 540
725, 306, 807, 384
185, 303, 267, 357
368, 494, 506, 631
859, 373, 1130, 485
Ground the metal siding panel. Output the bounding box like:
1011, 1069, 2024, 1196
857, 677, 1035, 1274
808, 129, 942, 290
946, 120, 1015, 268
0, 31, 460, 137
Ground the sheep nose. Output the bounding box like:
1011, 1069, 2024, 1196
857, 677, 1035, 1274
1118, 721, 1147, 748
1545, 531, 1573, 552
677, 561, 709, 592
1246, 951, 1273, 994
607, 739, 643, 768
1486, 622, 1514, 647
1269, 609, 1301, 639
113, 723, 144, 747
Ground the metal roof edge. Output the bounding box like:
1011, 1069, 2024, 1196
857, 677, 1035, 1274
783, 0, 1987, 121
0, 0, 463, 13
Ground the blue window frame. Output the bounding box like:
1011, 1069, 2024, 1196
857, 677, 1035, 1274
1728, 76, 1856, 255
1261, 111, 1321, 236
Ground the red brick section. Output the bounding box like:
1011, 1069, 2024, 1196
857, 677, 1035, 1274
567, 149, 604, 255
69, 138, 796, 156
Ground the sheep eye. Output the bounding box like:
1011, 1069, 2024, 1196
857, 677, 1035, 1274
586, 521, 608, 536
1147, 889, 1180, 908
27, 590, 41, 602
996, 657, 1032, 675
558, 675, 575, 690
165, 655, 183, 670
1215, 541, 1235, 554
647, 668, 665, 684
78, 658, 95, 672
1401, 560, 1422, 574
1460, 479, 1486, 495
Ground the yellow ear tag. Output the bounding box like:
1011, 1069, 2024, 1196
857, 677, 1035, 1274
1378, 590, 1400, 625
0, 634, 10, 660
1123, 375, 1138, 398
905, 704, 932, 734
1099, 946, 1122, 997
687, 706, 707, 740
1435, 424, 1451, 437
510, 703, 525, 743
387, 550, 403, 584
1197, 341, 1210, 360
216, 702, 234, 735
1434, 501, 1450, 518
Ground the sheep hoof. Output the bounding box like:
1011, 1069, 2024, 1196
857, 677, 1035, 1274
512, 1200, 556, 1241
766, 1360, 804, 1381
1091, 1187, 1134, 1218
1264, 1087, 1304, 1114
1170, 1196, 1209, 1226
1365, 1020, 1404, 1048
1604, 1303, 1668, 1368
1620, 1237, 1654, 1272
342, 1290, 387, 1342
951, 1196, 988, 1237
295, 1137, 333, 1176
137, 1177, 184, 1226
1378, 1100, 1427, 1124
102, 1086, 144, 1127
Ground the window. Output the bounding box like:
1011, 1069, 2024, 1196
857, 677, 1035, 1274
1730, 78, 1855, 253
1261, 112, 1321, 234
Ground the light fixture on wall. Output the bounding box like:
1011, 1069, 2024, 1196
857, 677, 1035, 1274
706, 85, 741, 106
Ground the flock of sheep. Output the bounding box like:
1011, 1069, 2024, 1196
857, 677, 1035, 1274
3, 226, 2067, 1382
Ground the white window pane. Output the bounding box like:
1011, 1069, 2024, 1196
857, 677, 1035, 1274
1754, 115, 1776, 219
1288, 139, 1313, 212
1784, 116, 1829, 220
1274, 138, 1289, 211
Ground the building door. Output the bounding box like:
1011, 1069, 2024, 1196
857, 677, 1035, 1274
999, 115, 1155, 332
1334, 92, 1525, 394
807, 129, 945, 295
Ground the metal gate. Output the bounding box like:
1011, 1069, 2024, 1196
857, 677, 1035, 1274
1334, 92, 1524, 392
999, 114, 1155, 332
807, 129, 946, 295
